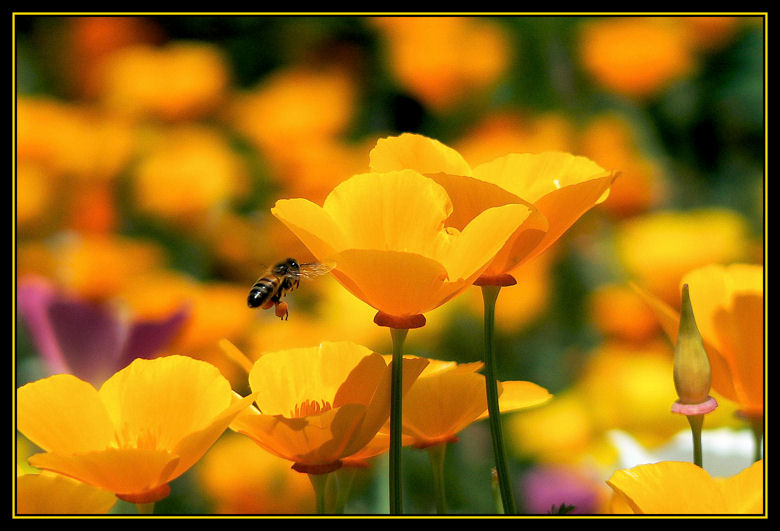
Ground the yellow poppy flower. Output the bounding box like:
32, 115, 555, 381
229, 341, 428, 473
399, 359, 552, 449
368, 133, 616, 284
271, 167, 540, 327
607, 460, 764, 514
16, 471, 117, 515
16, 355, 257, 504
636, 263, 764, 417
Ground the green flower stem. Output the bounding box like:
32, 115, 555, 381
332, 467, 357, 514
308, 472, 330, 514
135, 502, 155, 515
747, 414, 764, 463
389, 326, 409, 515
481, 285, 517, 515
426, 443, 448, 514
687, 414, 704, 468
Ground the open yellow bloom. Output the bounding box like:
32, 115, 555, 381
272, 167, 541, 327
16, 471, 117, 515
369, 133, 616, 284
399, 359, 552, 449
229, 341, 428, 473
16, 355, 256, 503
637, 264, 764, 417
607, 460, 764, 514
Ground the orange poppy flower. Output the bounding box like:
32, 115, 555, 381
271, 167, 542, 327
368, 133, 616, 284
16, 355, 257, 504
399, 359, 552, 449
229, 341, 428, 473
607, 460, 764, 514
636, 263, 764, 417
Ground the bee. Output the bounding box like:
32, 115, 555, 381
247, 258, 333, 320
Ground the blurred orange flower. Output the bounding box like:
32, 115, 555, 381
636, 263, 764, 417
97, 42, 230, 121
229, 341, 428, 473
369, 133, 616, 283
454, 111, 576, 167
17, 233, 166, 302
579, 113, 665, 217
197, 432, 315, 514
580, 17, 694, 98
16, 471, 118, 515
607, 460, 763, 514
17, 355, 256, 503
373, 17, 511, 111
272, 167, 540, 327
588, 283, 661, 343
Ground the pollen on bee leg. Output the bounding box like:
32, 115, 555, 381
262, 300, 274, 310
274, 301, 289, 320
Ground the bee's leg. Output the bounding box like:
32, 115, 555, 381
274, 301, 289, 320
261, 300, 275, 310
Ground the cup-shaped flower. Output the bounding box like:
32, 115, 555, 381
271, 168, 543, 327
18, 275, 189, 386
607, 460, 763, 514
228, 341, 428, 473
399, 359, 552, 449
636, 264, 764, 417
16, 355, 257, 503
369, 133, 617, 284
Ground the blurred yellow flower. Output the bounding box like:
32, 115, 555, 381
614, 209, 751, 305
607, 460, 763, 514
130, 124, 249, 226
196, 432, 315, 514
373, 17, 511, 111
97, 41, 230, 121
229, 341, 428, 473
580, 17, 694, 98
637, 264, 764, 417
16, 355, 256, 503
272, 167, 538, 327
579, 113, 665, 217
229, 66, 357, 168
369, 133, 616, 283
16, 471, 118, 515
16, 162, 55, 230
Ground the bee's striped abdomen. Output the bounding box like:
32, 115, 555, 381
247, 277, 281, 308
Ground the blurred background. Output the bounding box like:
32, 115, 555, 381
14, 14, 765, 515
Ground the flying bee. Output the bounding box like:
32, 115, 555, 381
248, 258, 333, 320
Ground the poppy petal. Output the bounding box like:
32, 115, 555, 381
17, 374, 114, 454
369, 133, 473, 177
16, 472, 117, 515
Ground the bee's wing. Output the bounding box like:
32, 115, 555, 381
297, 261, 335, 280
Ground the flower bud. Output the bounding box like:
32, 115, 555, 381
673, 284, 712, 405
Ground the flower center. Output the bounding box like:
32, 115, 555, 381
292, 399, 332, 418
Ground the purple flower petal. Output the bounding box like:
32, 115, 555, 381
17, 277, 69, 374
117, 305, 191, 368
521, 465, 604, 515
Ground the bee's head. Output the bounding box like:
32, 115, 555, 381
273, 258, 299, 275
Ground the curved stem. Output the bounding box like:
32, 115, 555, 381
389, 327, 409, 515
426, 443, 448, 514
687, 414, 704, 468
481, 285, 517, 515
